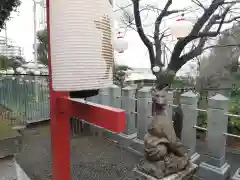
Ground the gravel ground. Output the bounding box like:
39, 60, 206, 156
16, 123, 140, 180
15, 122, 240, 180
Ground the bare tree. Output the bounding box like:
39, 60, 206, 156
117, 0, 240, 90
196, 23, 240, 93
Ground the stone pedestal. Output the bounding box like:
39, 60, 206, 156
196, 94, 231, 180
132, 162, 198, 180
196, 162, 230, 180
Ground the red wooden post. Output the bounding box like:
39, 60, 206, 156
58, 98, 125, 132
46, 1, 71, 179
50, 92, 71, 180
46, 1, 125, 180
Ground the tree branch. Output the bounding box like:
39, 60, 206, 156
222, 1, 240, 5
132, 0, 155, 69
168, 0, 226, 72
179, 14, 219, 62
203, 43, 240, 51
190, 0, 224, 35
192, 0, 206, 10
215, 15, 240, 24
154, 0, 172, 68
166, 10, 185, 15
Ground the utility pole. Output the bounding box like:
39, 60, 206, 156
39, 0, 46, 29
33, 1, 37, 69
4, 23, 8, 57
33, 0, 39, 102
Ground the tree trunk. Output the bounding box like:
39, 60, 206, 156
155, 70, 176, 90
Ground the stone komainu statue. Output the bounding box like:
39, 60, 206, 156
137, 87, 189, 179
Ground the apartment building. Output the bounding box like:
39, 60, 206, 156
0, 36, 24, 58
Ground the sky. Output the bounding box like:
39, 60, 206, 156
114, 0, 207, 76
0, 0, 44, 62
0, 0, 197, 64
0, 0, 231, 77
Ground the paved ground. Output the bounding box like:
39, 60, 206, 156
15, 123, 240, 180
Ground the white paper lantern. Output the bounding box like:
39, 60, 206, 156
170, 18, 193, 39
34, 70, 41, 75
22, 62, 36, 69
38, 64, 45, 68
6, 69, 14, 74
113, 30, 128, 53
152, 66, 160, 73
22, 70, 27, 74
49, 0, 114, 91
113, 37, 128, 53
16, 67, 24, 73
0, 70, 6, 74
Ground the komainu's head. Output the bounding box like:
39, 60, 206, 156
152, 87, 168, 107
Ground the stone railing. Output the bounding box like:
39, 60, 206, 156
73, 85, 240, 180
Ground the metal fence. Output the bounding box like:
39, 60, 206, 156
0, 74, 49, 125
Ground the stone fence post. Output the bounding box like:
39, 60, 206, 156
108, 85, 121, 108
136, 87, 152, 140
100, 85, 122, 139
112, 86, 138, 148
83, 90, 100, 134
180, 91, 200, 163
197, 94, 230, 180
85, 88, 109, 136
129, 86, 152, 155
87, 94, 99, 104
167, 91, 173, 117
121, 86, 137, 135
99, 88, 109, 106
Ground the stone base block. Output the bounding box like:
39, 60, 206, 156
129, 138, 144, 155
232, 168, 240, 180
0, 136, 22, 159
116, 133, 137, 148
82, 122, 104, 137
190, 152, 200, 165
102, 129, 137, 147
101, 129, 117, 139
196, 162, 230, 180
132, 162, 198, 180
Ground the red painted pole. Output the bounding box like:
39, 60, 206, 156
46, 1, 71, 180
